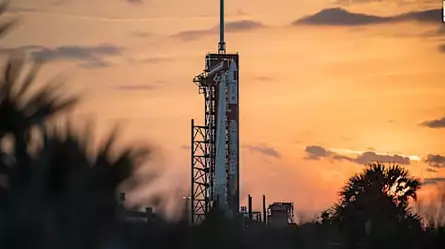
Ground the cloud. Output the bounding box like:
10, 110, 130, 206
305, 145, 333, 160
225, 20, 265, 32
438, 44, 445, 53
7, 8, 160, 23
335, 0, 438, 7
126, 0, 144, 4
293, 7, 440, 26
335, 0, 435, 6
51, 0, 68, 5
114, 84, 157, 91
244, 144, 281, 158
425, 154, 445, 168
172, 30, 214, 41
130, 31, 152, 38
350, 151, 411, 165
423, 177, 445, 186
420, 116, 445, 128
304, 145, 411, 165
172, 20, 265, 41
423, 26, 445, 37
129, 56, 173, 64
30, 44, 122, 61
425, 168, 437, 173
0, 44, 123, 68
255, 76, 272, 81
335, 0, 383, 4
180, 145, 190, 150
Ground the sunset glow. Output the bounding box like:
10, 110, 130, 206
2, 0, 444, 215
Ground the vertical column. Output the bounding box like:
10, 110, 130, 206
227, 57, 239, 215
248, 194, 253, 220
214, 70, 228, 212
262, 194, 267, 225
190, 119, 195, 224
218, 0, 226, 53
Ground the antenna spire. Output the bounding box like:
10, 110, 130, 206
218, 0, 226, 54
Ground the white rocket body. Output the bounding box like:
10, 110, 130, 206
226, 59, 239, 214
214, 70, 228, 209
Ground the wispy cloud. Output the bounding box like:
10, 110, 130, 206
255, 76, 272, 81
420, 115, 445, 128
423, 26, 445, 37
7, 7, 164, 23
244, 144, 281, 158
172, 20, 265, 41
180, 145, 190, 150
304, 145, 333, 160
0, 44, 123, 68
425, 168, 437, 173
129, 56, 173, 64
126, 0, 145, 4
129, 31, 152, 38
113, 84, 157, 91
293, 7, 440, 26
7, 7, 241, 23
304, 145, 414, 165
425, 154, 445, 168
335, 0, 438, 7
423, 177, 445, 186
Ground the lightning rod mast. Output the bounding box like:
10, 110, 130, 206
218, 0, 226, 54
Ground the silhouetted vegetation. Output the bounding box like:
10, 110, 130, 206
1, 2, 445, 249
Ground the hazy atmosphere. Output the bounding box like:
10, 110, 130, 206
1, 0, 443, 215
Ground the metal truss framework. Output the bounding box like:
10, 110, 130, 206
191, 80, 216, 224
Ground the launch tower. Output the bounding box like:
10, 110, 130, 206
190, 0, 240, 224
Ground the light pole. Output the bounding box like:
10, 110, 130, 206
182, 196, 191, 224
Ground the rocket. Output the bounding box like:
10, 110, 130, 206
214, 64, 228, 209
213, 58, 239, 216
226, 59, 239, 215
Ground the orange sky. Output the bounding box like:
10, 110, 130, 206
1, 0, 445, 217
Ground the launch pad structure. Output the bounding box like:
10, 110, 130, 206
190, 0, 240, 224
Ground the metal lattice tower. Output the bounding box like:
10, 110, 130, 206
191, 76, 217, 224
190, 0, 239, 224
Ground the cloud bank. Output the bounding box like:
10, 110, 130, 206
126, 0, 144, 4
293, 7, 440, 26
0, 44, 124, 68
420, 115, 445, 128
114, 84, 157, 91
424, 154, 445, 168
244, 144, 281, 158
304, 145, 411, 165
423, 177, 445, 186
173, 20, 265, 41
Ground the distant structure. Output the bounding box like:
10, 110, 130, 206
188, 1, 295, 226
190, 0, 240, 224
119, 193, 158, 223
267, 202, 295, 228
240, 194, 267, 227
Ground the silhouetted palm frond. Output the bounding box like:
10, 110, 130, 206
0, 54, 79, 140
2, 121, 152, 249
0, 1, 16, 39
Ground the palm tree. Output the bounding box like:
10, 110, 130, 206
0, 54, 79, 142
339, 162, 420, 210
329, 162, 422, 248
0, 54, 79, 200
1, 121, 151, 249
0, 3, 160, 249
0, 0, 77, 192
